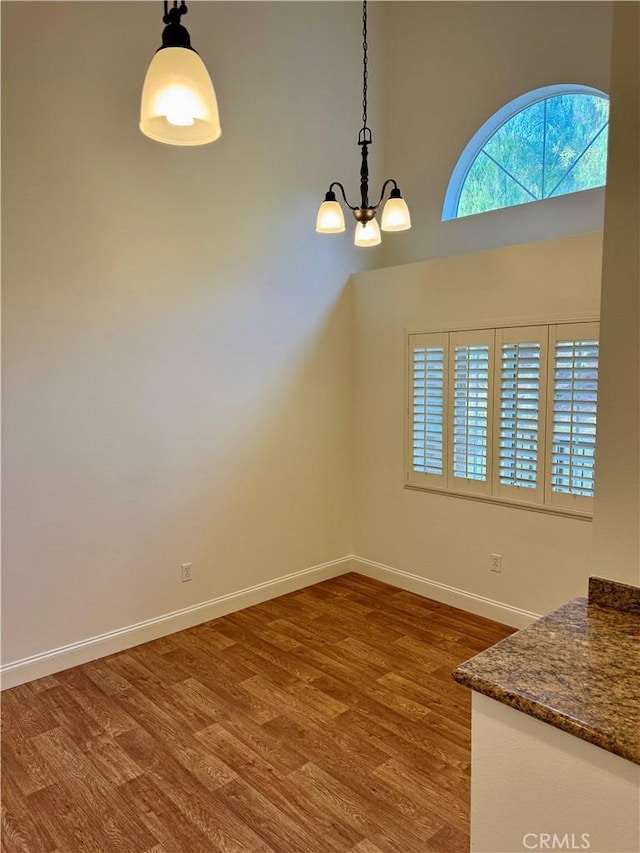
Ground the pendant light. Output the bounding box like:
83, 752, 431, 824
316, 0, 411, 247
140, 1, 221, 146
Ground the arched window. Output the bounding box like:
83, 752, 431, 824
442, 85, 609, 220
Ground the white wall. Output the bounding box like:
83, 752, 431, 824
1, 1, 376, 669
1, 1, 621, 680
350, 0, 615, 622
352, 233, 603, 620
380, 1, 612, 268
592, 1, 640, 586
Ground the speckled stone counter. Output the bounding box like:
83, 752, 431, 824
453, 577, 640, 765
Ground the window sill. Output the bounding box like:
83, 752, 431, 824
404, 482, 593, 521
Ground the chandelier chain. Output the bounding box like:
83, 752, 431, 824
362, 0, 368, 130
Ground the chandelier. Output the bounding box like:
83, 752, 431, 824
316, 0, 411, 247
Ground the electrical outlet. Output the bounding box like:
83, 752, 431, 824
490, 553, 502, 573
181, 562, 193, 582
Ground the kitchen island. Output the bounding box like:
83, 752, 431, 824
453, 577, 640, 853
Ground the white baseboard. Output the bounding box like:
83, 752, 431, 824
351, 556, 541, 629
1, 554, 539, 690
0, 557, 351, 690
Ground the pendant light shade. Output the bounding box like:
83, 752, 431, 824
316, 193, 346, 233
140, 48, 221, 145
140, 2, 221, 146
354, 218, 381, 247
381, 191, 411, 231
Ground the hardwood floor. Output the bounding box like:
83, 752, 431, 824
1, 573, 513, 853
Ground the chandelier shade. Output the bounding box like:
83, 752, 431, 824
315, 0, 410, 247
354, 218, 382, 247
316, 193, 346, 233
381, 191, 412, 231
140, 2, 221, 146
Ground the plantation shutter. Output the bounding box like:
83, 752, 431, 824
493, 326, 548, 504
407, 333, 448, 487
545, 322, 599, 512
448, 330, 494, 495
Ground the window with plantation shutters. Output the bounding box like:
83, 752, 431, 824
449, 330, 493, 495
546, 322, 599, 512
494, 327, 547, 504
409, 333, 447, 487
406, 319, 599, 517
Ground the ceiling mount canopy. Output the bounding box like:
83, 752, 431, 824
140, 1, 221, 146
316, 0, 411, 247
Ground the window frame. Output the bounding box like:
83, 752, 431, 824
405, 314, 599, 519
442, 84, 609, 222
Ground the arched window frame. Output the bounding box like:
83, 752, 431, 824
442, 84, 609, 221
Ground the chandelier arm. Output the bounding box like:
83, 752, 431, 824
372, 178, 399, 211
329, 181, 358, 212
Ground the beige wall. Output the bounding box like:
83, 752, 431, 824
1, 2, 375, 666
471, 694, 640, 853
350, 0, 615, 620
2, 1, 619, 676
592, 1, 640, 585
380, 1, 613, 268
352, 233, 603, 618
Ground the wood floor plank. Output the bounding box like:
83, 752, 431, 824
288, 761, 439, 853
31, 727, 156, 852
118, 773, 222, 853
1, 572, 512, 853
195, 713, 307, 776
27, 782, 116, 853
264, 714, 447, 840
1, 687, 58, 739
195, 724, 361, 852
263, 708, 391, 777
374, 756, 470, 834
0, 786, 55, 853
54, 667, 137, 738
115, 727, 264, 853
0, 724, 59, 797
115, 687, 238, 792
269, 612, 351, 645
217, 776, 327, 853
349, 841, 387, 853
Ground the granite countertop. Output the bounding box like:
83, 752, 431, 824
453, 577, 640, 765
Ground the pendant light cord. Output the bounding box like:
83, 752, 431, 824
358, 0, 371, 209
361, 0, 369, 135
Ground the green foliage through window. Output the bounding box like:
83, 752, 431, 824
444, 89, 609, 220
